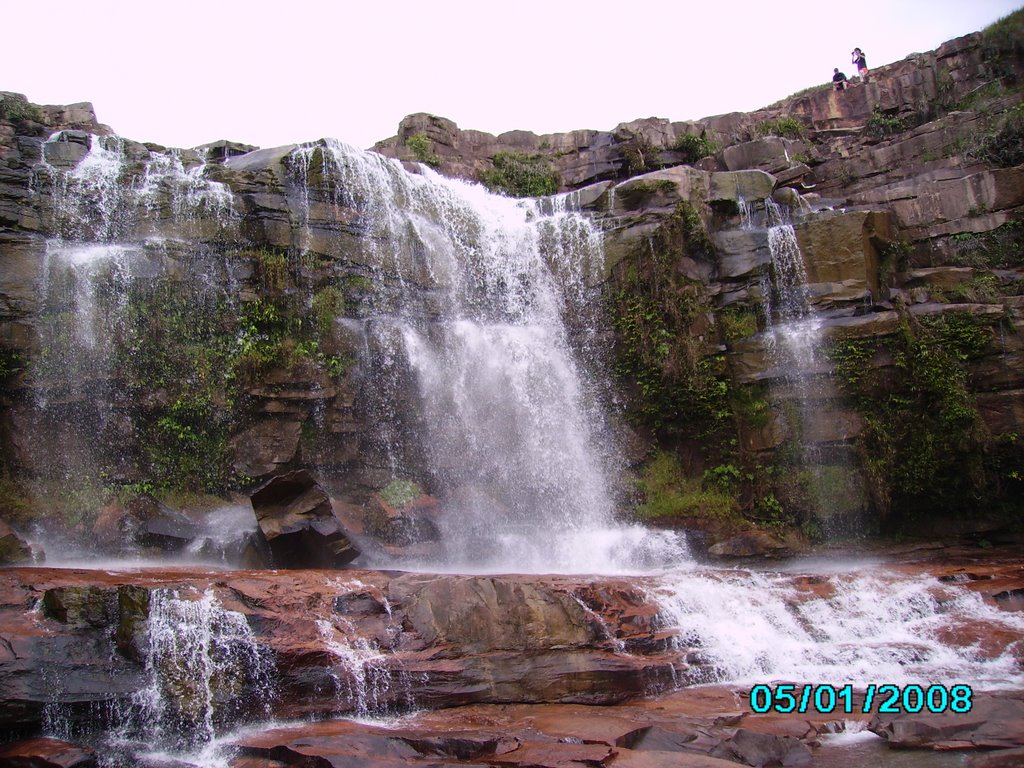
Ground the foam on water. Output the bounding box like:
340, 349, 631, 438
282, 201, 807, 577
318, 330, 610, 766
286, 140, 688, 574
650, 565, 1024, 688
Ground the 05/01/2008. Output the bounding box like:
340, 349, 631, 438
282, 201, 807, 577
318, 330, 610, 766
748, 683, 973, 715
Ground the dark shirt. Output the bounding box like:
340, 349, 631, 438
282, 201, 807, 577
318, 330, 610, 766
833, 71, 848, 82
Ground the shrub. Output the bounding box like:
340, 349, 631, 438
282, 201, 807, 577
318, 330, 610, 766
405, 133, 441, 168
673, 134, 719, 164
0, 97, 43, 123
479, 152, 559, 197
755, 116, 806, 140
623, 136, 662, 175
971, 105, 1024, 168
380, 479, 421, 508
635, 452, 740, 521
865, 109, 905, 139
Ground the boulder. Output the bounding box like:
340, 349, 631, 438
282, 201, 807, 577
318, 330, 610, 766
0, 520, 34, 564
249, 470, 360, 568
0, 737, 97, 768
707, 529, 795, 558
229, 418, 302, 478
93, 494, 200, 552
709, 170, 776, 203
711, 727, 813, 767
365, 491, 441, 546
869, 690, 1024, 749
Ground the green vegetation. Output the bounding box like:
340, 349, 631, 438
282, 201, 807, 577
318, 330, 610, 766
635, 452, 740, 521
755, 116, 806, 140
672, 134, 719, 164
311, 286, 346, 333
981, 7, 1024, 83
970, 104, 1024, 168
825, 310, 1009, 523
626, 179, 676, 195
718, 306, 759, 342
949, 221, 1024, 268
253, 249, 288, 290
405, 132, 441, 168
479, 152, 559, 197
610, 201, 730, 437
622, 136, 662, 175
865, 109, 905, 139
379, 479, 421, 508
0, 97, 43, 123
0, 349, 24, 385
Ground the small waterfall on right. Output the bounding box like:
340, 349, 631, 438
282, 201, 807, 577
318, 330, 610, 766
758, 198, 833, 528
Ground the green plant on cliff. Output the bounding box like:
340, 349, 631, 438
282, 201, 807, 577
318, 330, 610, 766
981, 7, 1024, 84
0, 349, 24, 385
610, 201, 730, 439
755, 116, 806, 140
634, 452, 740, 522
379, 479, 421, 508
311, 286, 346, 334
949, 221, 1024, 268
672, 134, 719, 164
479, 152, 559, 197
0, 97, 43, 123
405, 133, 441, 168
254, 249, 288, 291
865, 109, 905, 139
826, 310, 999, 523
718, 306, 759, 342
971, 104, 1024, 168
622, 137, 662, 175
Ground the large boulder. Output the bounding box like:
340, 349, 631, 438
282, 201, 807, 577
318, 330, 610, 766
0, 737, 97, 768
0, 520, 34, 564
249, 470, 360, 568
869, 690, 1024, 749
92, 493, 200, 552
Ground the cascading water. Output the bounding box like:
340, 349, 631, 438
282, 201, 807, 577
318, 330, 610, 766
755, 197, 840, 523
650, 565, 1024, 689
286, 140, 685, 573
25, 134, 240, 527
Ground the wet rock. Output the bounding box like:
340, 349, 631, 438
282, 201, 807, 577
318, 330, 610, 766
970, 747, 1024, 768
707, 529, 795, 558
229, 418, 302, 479
365, 491, 441, 546
869, 690, 1024, 749
0, 520, 34, 564
250, 470, 360, 568
94, 493, 200, 552
0, 737, 97, 767
712, 727, 813, 767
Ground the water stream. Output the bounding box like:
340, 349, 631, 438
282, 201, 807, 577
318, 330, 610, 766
284, 140, 685, 573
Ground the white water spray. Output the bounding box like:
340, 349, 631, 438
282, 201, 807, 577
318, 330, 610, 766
287, 140, 686, 573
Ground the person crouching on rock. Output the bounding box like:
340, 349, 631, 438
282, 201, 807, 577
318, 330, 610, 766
833, 68, 848, 91
851, 48, 869, 82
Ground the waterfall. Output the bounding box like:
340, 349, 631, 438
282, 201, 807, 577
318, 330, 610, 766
26, 135, 240, 509
287, 141, 685, 573
118, 589, 274, 752
757, 198, 835, 522
650, 566, 1024, 688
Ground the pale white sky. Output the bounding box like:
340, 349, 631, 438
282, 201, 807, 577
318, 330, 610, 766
4, 0, 1020, 150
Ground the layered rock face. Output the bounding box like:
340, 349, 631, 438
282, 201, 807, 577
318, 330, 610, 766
1, 23, 1023, 546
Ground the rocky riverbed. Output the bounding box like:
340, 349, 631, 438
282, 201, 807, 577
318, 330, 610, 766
0, 546, 1020, 767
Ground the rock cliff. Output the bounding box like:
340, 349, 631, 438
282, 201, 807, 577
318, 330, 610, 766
0, 15, 1022, 548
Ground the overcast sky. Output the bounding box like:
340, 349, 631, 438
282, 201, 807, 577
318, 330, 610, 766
4, 0, 1020, 150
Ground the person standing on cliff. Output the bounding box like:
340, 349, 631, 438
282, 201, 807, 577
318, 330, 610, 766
851, 48, 869, 82
833, 68, 849, 91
